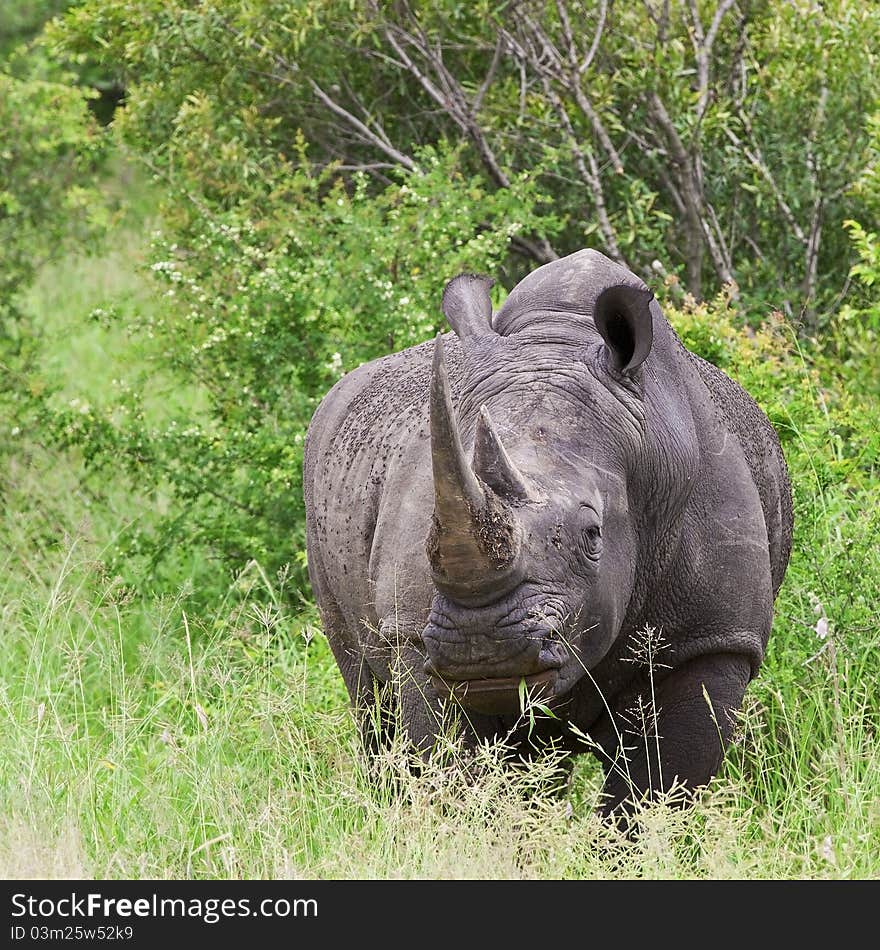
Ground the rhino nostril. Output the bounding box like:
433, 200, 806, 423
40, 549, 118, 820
538, 640, 565, 667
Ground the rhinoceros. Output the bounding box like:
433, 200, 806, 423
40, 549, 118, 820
303, 249, 792, 813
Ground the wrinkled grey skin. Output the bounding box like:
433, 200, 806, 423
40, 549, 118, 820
304, 250, 792, 814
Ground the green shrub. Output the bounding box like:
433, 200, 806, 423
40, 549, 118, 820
0, 72, 108, 327
0, 70, 109, 482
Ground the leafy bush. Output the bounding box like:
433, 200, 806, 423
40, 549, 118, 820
0, 69, 109, 481
51, 0, 880, 317
3, 0, 879, 882
38, 0, 880, 621
0, 72, 107, 327
835, 220, 880, 397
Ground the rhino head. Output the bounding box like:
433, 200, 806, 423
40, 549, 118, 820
422, 250, 656, 716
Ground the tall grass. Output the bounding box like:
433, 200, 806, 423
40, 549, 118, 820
1, 522, 877, 879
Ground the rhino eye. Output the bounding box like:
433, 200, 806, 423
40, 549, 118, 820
580, 523, 602, 560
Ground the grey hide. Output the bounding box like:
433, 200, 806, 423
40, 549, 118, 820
303, 249, 793, 814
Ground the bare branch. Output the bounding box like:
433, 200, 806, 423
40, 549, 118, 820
579, 0, 608, 74
554, 0, 578, 69
506, 16, 623, 173
646, 92, 735, 290
380, 9, 560, 262
819, 272, 853, 325
511, 234, 560, 263
542, 80, 623, 262
641, 0, 661, 28
473, 33, 504, 113
704, 198, 733, 281
688, 0, 737, 124
654, 163, 687, 218
800, 84, 828, 325
326, 163, 399, 172
569, 84, 624, 174
218, 18, 420, 174
641, 0, 671, 46
742, 233, 766, 265
384, 18, 517, 189
309, 79, 418, 172
724, 125, 806, 245
706, 0, 738, 53
802, 195, 824, 309
381, 24, 468, 134
517, 54, 527, 122
231, 4, 562, 262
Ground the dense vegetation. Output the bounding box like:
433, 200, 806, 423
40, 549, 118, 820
1, 0, 878, 878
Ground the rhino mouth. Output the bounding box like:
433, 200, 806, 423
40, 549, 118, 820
429, 668, 559, 716
422, 586, 573, 714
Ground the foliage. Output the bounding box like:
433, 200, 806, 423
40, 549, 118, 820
0, 72, 107, 327
50, 0, 880, 320
835, 108, 880, 395
0, 474, 877, 877
670, 292, 879, 854
0, 0, 70, 60
21, 0, 876, 603
2, 1, 879, 881
0, 0, 111, 432
0, 67, 109, 478
671, 288, 879, 673
1, 397, 878, 877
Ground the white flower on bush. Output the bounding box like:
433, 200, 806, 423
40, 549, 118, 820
808, 592, 830, 640
326, 352, 343, 376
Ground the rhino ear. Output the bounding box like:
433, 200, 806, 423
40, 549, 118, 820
442, 274, 495, 342
594, 284, 654, 374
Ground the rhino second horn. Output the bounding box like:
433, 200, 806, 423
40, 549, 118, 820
473, 406, 533, 502
427, 335, 522, 603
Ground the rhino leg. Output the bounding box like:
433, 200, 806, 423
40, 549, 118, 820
593, 652, 752, 817
316, 604, 393, 755
384, 634, 448, 754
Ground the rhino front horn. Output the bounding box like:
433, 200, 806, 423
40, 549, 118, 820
426, 334, 523, 604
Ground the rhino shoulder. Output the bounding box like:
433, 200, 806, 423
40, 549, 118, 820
304, 335, 466, 527
684, 348, 793, 597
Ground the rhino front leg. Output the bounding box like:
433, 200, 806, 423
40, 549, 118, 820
389, 640, 448, 753
595, 652, 751, 816
371, 614, 457, 755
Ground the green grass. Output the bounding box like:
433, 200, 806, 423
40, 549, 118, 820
1, 174, 878, 879
2, 522, 877, 878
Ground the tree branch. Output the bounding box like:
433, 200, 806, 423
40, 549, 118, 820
579, 0, 608, 75
473, 33, 503, 113
542, 79, 623, 262
646, 91, 735, 291
724, 124, 807, 245
687, 0, 737, 125
308, 80, 418, 171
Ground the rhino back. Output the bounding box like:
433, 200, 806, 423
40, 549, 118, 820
685, 348, 793, 596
